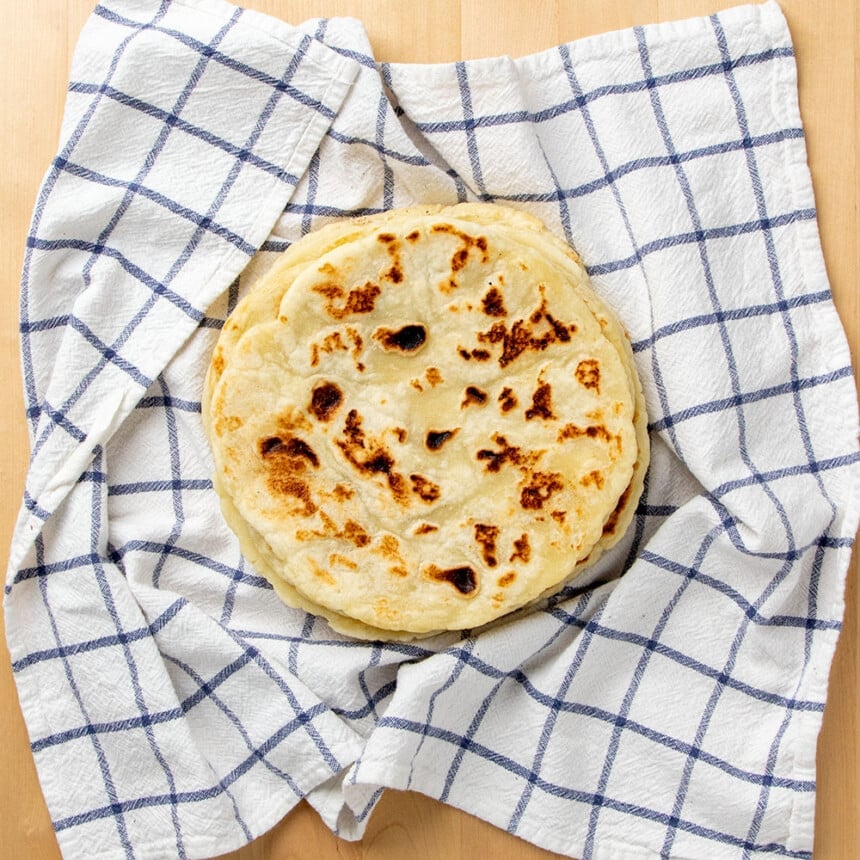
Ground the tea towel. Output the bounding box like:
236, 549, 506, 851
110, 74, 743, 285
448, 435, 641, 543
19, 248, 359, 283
7, 1, 859, 857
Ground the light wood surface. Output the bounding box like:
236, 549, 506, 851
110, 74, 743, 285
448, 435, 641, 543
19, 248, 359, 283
1, 2, 856, 858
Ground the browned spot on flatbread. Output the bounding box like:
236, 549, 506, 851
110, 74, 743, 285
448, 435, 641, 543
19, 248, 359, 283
475, 290, 577, 368
557, 422, 615, 446
498, 387, 518, 413
581, 470, 605, 489
258, 433, 321, 516
336, 409, 409, 503
346, 326, 365, 372
343, 519, 371, 546
474, 523, 500, 567
481, 286, 507, 317
310, 560, 335, 585
377, 232, 404, 283
426, 429, 458, 451
310, 330, 347, 368
525, 381, 554, 421
462, 386, 488, 407
414, 522, 438, 535
406, 229, 420, 242
299, 513, 371, 547
509, 533, 531, 564
425, 367, 443, 386
268, 476, 316, 516
373, 534, 409, 578
374, 324, 427, 352
329, 553, 358, 571
431, 223, 490, 261
520, 471, 565, 510
476, 434, 541, 474
332, 483, 354, 502
375, 534, 400, 559
215, 415, 243, 436
410, 474, 441, 503
425, 564, 478, 595
431, 223, 490, 291
309, 381, 343, 422
497, 571, 516, 587
575, 359, 601, 393
458, 347, 492, 362
259, 435, 319, 468
314, 281, 381, 319
451, 247, 470, 272
212, 350, 225, 376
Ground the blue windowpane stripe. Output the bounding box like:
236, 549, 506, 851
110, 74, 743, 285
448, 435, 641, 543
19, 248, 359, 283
375, 716, 813, 859
413, 48, 795, 135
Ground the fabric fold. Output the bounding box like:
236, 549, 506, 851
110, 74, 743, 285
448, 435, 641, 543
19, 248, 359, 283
13, 0, 358, 569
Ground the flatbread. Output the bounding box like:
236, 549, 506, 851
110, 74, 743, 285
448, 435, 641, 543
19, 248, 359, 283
204, 203, 648, 638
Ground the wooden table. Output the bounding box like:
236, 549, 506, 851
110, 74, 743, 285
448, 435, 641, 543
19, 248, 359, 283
1, 2, 856, 858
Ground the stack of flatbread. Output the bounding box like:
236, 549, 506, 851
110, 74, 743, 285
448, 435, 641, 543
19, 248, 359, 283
203, 203, 649, 640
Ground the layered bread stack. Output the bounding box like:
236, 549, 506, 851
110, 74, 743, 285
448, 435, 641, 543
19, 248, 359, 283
203, 204, 648, 640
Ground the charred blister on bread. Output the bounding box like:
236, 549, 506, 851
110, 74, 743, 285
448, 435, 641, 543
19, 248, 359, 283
462, 386, 488, 407
309, 381, 343, 422
374, 323, 427, 353
426, 429, 458, 451
481, 285, 507, 317
458, 346, 492, 362
424, 564, 478, 596
498, 387, 518, 413
410, 474, 441, 503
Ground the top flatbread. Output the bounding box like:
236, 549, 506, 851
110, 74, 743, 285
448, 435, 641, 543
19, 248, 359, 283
205, 203, 648, 638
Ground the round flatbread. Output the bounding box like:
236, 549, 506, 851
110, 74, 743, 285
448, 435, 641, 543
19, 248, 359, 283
204, 203, 648, 638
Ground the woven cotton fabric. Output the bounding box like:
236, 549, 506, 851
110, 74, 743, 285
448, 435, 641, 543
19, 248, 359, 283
6, 1, 859, 858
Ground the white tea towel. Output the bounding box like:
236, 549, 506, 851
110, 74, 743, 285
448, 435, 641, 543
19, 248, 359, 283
7, 1, 859, 858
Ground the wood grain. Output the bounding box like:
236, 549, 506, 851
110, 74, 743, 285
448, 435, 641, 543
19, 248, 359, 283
0, 2, 856, 858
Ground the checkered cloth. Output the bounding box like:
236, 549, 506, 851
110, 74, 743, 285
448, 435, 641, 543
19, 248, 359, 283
7, 0, 859, 857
